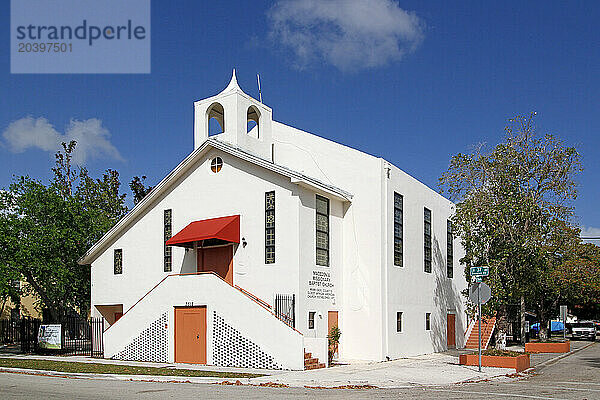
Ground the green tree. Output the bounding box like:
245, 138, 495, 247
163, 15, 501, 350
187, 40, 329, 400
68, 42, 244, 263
0, 141, 129, 320
129, 175, 153, 205
554, 243, 600, 320
440, 113, 582, 341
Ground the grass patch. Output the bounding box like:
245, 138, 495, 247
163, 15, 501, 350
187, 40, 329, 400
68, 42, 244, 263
482, 349, 526, 357
0, 357, 263, 378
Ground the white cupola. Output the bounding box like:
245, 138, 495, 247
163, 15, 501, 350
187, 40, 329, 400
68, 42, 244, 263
194, 70, 274, 160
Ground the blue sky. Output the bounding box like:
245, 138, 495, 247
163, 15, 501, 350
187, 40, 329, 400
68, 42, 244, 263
1, 1, 599, 239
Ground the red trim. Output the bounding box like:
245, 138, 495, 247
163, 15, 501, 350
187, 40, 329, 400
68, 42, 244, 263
166, 215, 240, 247
234, 285, 272, 309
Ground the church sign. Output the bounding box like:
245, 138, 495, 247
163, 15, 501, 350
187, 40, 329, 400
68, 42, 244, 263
307, 270, 335, 300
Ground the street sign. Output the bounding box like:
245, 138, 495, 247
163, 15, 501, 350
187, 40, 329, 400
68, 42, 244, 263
474, 276, 482, 283
559, 305, 567, 321
560, 305, 567, 340
469, 282, 492, 304
468, 281, 493, 373
470, 266, 489, 276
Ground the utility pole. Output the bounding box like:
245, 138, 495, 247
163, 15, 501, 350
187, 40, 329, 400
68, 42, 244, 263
478, 284, 482, 373
520, 296, 526, 345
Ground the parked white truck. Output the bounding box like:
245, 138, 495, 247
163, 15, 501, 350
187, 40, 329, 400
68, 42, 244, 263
571, 321, 596, 341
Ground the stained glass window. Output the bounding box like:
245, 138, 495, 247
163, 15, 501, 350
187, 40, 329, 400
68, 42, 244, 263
394, 193, 403, 267
316, 195, 329, 266
447, 219, 453, 278
265, 191, 275, 264
114, 249, 122, 275
424, 208, 432, 273
164, 209, 172, 272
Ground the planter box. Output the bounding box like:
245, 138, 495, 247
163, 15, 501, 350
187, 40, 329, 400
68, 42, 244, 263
459, 353, 530, 372
525, 340, 570, 353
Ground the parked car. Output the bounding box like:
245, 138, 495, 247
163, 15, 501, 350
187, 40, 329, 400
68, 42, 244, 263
571, 321, 596, 341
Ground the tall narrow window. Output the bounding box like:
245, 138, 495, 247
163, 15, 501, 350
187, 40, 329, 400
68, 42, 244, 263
164, 209, 172, 272
316, 195, 330, 267
447, 219, 453, 278
426, 313, 431, 330
396, 312, 403, 332
114, 249, 123, 275
394, 193, 403, 267
424, 208, 432, 273
265, 191, 275, 264
308, 311, 316, 329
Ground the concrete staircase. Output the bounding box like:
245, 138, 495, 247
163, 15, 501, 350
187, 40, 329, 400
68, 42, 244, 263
465, 317, 496, 350
304, 351, 325, 370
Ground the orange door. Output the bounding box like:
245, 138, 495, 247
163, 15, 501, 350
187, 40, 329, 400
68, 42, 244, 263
328, 311, 339, 358
197, 245, 233, 284
175, 307, 207, 364
328, 311, 338, 334
447, 313, 456, 348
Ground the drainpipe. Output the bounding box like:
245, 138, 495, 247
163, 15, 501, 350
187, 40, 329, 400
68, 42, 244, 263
382, 160, 390, 360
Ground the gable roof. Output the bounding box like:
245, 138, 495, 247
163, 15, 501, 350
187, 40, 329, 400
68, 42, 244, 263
78, 138, 352, 265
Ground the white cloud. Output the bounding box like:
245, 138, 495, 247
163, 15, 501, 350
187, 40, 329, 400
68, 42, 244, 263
581, 226, 600, 244
2, 116, 123, 164
267, 0, 424, 72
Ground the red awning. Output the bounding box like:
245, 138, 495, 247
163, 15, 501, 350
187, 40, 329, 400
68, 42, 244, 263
166, 215, 240, 247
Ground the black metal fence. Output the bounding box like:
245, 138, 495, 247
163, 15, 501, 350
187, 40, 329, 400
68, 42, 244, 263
0, 318, 21, 344
0, 316, 103, 357
274, 294, 295, 328
20, 317, 40, 353
61, 317, 104, 357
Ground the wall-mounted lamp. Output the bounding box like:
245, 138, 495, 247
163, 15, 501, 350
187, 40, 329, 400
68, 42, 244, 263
242, 237, 247, 248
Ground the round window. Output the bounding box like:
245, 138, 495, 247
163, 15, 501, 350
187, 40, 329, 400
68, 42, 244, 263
211, 157, 223, 173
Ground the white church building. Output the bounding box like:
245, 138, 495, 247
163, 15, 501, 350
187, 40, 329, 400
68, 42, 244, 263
80, 71, 467, 370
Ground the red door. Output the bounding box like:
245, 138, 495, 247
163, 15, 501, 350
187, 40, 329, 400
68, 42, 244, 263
197, 245, 233, 284
447, 313, 456, 348
175, 306, 207, 364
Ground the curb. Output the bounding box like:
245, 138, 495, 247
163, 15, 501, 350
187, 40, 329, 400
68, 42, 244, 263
524, 341, 596, 373
0, 367, 253, 385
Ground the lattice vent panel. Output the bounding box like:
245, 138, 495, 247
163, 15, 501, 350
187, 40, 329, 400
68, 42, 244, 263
212, 311, 280, 369
113, 312, 168, 363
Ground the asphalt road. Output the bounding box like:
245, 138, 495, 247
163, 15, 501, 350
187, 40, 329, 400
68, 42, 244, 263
0, 342, 597, 399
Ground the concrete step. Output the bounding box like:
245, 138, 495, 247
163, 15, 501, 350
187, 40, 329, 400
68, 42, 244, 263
304, 357, 319, 365
304, 351, 325, 370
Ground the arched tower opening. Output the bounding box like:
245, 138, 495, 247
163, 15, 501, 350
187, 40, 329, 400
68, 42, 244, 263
247, 105, 260, 139
207, 102, 225, 136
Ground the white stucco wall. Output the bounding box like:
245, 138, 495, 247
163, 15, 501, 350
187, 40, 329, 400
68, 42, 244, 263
384, 163, 468, 358
271, 122, 386, 361
91, 148, 305, 321
270, 122, 468, 360
103, 273, 304, 370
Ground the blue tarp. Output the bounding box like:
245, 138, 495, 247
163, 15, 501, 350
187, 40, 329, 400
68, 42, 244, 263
531, 321, 565, 332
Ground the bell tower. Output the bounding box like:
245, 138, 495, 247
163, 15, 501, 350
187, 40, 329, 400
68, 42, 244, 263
194, 70, 274, 160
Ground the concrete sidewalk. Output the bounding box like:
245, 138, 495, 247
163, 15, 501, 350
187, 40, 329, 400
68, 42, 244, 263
5, 344, 591, 389
250, 352, 514, 388
0, 350, 514, 388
